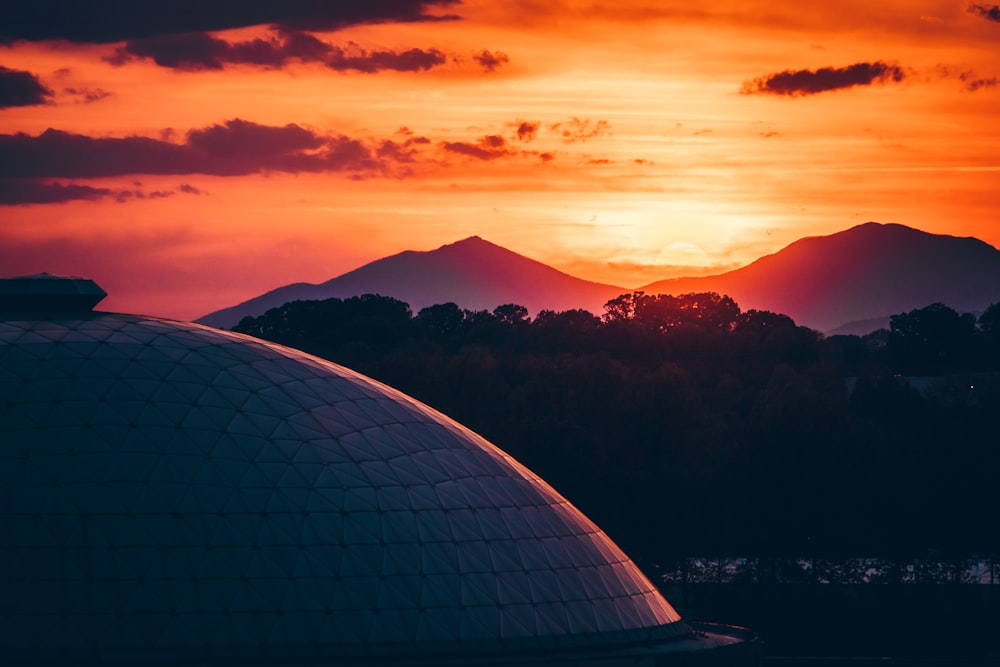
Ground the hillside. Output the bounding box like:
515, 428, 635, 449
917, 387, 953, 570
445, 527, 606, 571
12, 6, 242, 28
201, 223, 1000, 332
642, 222, 1000, 332
198, 236, 627, 329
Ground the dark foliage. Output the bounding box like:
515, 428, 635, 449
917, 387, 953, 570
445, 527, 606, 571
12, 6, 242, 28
234, 293, 1000, 565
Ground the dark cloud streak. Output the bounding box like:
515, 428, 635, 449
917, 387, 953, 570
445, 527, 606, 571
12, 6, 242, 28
0, 115, 572, 205
472, 50, 509, 72
108, 32, 449, 73
0, 117, 421, 205
968, 3, 1000, 22
1, 1, 460, 44
0, 130, 194, 179
376, 135, 432, 164
0, 119, 380, 180
0, 180, 111, 205
741, 61, 906, 96
63, 87, 112, 103
327, 44, 446, 73
514, 121, 539, 142
0, 180, 208, 206
0, 66, 53, 108
549, 118, 611, 143
442, 134, 512, 160
962, 75, 997, 91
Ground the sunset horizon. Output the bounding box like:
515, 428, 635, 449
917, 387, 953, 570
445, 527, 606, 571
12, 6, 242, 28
3, 1, 999, 321
3, 6, 1000, 661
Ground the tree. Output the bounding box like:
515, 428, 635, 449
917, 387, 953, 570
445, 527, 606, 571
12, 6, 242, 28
415, 302, 466, 339
493, 303, 529, 325
675, 292, 742, 333
735, 309, 795, 335
630, 292, 741, 334
734, 309, 819, 362
979, 302, 1000, 341
532, 309, 601, 351
602, 291, 644, 323
535, 308, 600, 331
888, 303, 980, 372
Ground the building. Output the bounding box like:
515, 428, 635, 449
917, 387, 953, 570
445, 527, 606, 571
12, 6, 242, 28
0, 275, 757, 665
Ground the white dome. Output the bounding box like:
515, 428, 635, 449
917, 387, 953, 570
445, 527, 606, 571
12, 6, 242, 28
0, 279, 688, 664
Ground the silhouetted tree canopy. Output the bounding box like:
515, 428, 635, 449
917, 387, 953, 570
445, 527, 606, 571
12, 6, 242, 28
234, 292, 1000, 564
889, 302, 980, 373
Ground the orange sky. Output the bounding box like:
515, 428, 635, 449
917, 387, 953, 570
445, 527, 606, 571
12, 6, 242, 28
2, 0, 998, 320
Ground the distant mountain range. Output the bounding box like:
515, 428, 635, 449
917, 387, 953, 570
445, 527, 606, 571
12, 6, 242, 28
197, 236, 626, 329
641, 222, 1000, 333
198, 222, 1000, 334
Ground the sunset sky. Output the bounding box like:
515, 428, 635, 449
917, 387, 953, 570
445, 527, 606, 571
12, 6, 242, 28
2, 0, 999, 320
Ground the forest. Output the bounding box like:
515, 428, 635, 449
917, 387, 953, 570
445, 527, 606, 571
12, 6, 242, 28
233, 292, 1000, 568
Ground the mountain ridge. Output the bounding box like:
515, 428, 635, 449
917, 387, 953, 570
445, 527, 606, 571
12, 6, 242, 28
197, 235, 627, 329
641, 222, 1000, 332
198, 222, 1000, 333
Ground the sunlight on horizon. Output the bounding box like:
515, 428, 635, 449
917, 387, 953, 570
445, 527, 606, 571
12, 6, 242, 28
1, 0, 998, 319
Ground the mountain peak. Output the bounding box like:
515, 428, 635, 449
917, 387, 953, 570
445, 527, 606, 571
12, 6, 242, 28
451, 235, 485, 244
197, 235, 626, 328
642, 221, 1000, 332
198, 223, 1000, 334
832, 221, 982, 243
437, 235, 500, 252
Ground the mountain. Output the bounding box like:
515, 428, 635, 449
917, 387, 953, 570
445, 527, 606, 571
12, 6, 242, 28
641, 222, 1000, 332
200, 223, 1000, 333
198, 236, 628, 329
826, 316, 895, 337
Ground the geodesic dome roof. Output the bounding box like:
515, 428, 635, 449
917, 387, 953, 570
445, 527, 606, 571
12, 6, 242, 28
0, 277, 686, 665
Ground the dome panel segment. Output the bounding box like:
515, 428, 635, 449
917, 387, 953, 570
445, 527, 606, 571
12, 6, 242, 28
0, 312, 686, 663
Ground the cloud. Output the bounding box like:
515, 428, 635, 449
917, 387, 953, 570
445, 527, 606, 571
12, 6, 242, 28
441, 116, 617, 162
441, 123, 580, 162
741, 61, 906, 96
1, 1, 460, 44
0, 117, 564, 204
968, 3, 1000, 22
0, 180, 111, 205
0, 180, 209, 206
925, 64, 997, 92
549, 118, 611, 143
376, 134, 432, 164
0, 119, 382, 180
0, 118, 392, 204
513, 121, 539, 142
108, 32, 449, 73
442, 134, 513, 160
957, 71, 998, 91
326, 43, 446, 73
107, 32, 279, 70
185, 118, 326, 160
63, 87, 112, 103
472, 50, 510, 72
114, 188, 176, 203
2, 117, 563, 180
0, 66, 53, 108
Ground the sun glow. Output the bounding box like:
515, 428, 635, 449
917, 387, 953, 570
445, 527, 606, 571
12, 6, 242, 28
1, 0, 998, 319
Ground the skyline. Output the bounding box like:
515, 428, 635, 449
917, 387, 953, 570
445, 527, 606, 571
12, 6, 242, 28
2, 1, 999, 320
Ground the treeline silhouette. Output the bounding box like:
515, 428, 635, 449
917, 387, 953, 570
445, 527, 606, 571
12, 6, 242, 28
234, 292, 1000, 566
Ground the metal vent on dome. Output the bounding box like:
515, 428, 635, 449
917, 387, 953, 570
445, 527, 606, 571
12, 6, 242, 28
0, 273, 107, 312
